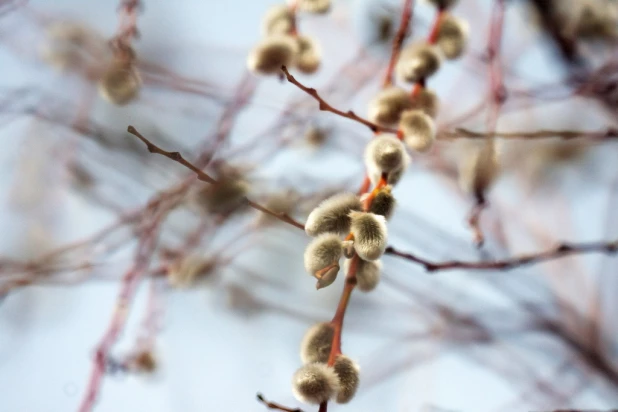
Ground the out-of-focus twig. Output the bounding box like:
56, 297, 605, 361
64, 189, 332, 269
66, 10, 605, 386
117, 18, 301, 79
385, 239, 618, 272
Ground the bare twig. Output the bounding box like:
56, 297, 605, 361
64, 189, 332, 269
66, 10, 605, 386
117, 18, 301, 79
127, 126, 306, 230
442, 127, 618, 140
385, 239, 618, 272
381, 0, 414, 88
280, 66, 398, 135
256, 393, 305, 412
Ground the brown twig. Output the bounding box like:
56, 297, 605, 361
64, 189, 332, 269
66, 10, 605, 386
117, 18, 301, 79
384, 239, 618, 272
127, 126, 306, 230
280, 66, 398, 135
442, 127, 618, 140
256, 393, 305, 412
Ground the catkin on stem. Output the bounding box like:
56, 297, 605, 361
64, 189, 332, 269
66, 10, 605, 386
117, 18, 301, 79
98, 61, 141, 105
247, 36, 298, 75
300, 322, 335, 364
305, 193, 362, 236
304, 233, 343, 288
292, 363, 340, 404
333, 355, 360, 404
436, 14, 469, 59
396, 42, 441, 83
399, 109, 436, 152
367, 87, 413, 127
349, 211, 388, 261
344, 258, 381, 292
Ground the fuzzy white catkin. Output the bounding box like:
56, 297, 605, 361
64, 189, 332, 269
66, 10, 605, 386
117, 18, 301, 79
261, 4, 295, 36
365, 134, 407, 174
344, 258, 381, 292
292, 363, 340, 404
305, 193, 362, 236
436, 14, 469, 59
349, 211, 387, 261
299, 0, 331, 14
367, 87, 413, 126
367, 186, 396, 220
399, 109, 436, 153
295, 35, 321, 74
368, 157, 410, 187
459, 139, 499, 200
247, 36, 298, 75
410, 88, 439, 118
300, 322, 335, 364
303, 233, 342, 288
333, 355, 360, 403
396, 42, 441, 83
98, 62, 141, 105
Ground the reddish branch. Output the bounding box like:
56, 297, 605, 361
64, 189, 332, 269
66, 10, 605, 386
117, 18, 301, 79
385, 239, 618, 272
127, 126, 306, 230
381, 0, 414, 88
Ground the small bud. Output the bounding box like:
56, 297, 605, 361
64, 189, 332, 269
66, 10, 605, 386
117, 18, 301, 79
300, 322, 335, 364
292, 363, 340, 404
368, 186, 396, 220
247, 36, 298, 75
423, 0, 459, 9
299, 0, 331, 14
333, 355, 360, 403
365, 134, 407, 174
295, 35, 321, 74
262, 5, 295, 36
410, 88, 439, 118
436, 14, 469, 59
305, 125, 329, 147
349, 211, 387, 261
396, 42, 441, 83
168, 255, 217, 288
367, 87, 413, 127
98, 61, 141, 105
304, 233, 343, 288
305, 193, 362, 236
459, 140, 499, 201
399, 109, 436, 153
130, 350, 157, 373
344, 258, 381, 292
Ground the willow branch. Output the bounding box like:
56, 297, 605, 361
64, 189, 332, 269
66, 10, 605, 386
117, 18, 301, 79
280, 66, 398, 135
256, 393, 305, 412
385, 239, 618, 272
127, 126, 305, 230
441, 127, 618, 141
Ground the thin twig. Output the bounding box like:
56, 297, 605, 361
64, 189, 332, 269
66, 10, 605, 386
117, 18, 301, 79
280, 66, 398, 135
256, 393, 305, 412
127, 126, 306, 230
385, 239, 618, 272
381, 0, 414, 88
442, 127, 618, 140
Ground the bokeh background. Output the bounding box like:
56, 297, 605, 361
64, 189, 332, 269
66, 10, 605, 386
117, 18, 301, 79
1, 0, 618, 411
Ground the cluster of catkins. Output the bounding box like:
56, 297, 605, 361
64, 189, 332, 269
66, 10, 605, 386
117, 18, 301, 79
368, 0, 468, 154
292, 323, 360, 405
247, 0, 330, 75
